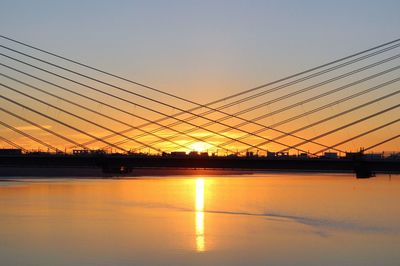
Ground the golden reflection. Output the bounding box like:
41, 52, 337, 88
195, 178, 205, 252
196, 178, 205, 211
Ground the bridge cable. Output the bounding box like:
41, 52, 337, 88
0, 53, 313, 155
238, 78, 400, 153
98, 44, 400, 148
0, 62, 234, 154
0, 93, 128, 153
1, 40, 400, 148
0, 73, 192, 153
248, 83, 400, 154
220, 66, 400, 150
0, 82, 171, 153
0, 120, 62, 153
363, 135, 400, 152
2, 38, 398, 154
122, 55, 400, 151
1, 40, 399, 153
314, 117, 400, 155
278, 103, 400, 152
0, 135, 28, 152
1, 34, 399, 117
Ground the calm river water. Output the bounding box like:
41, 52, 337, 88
1, 173, 399, 265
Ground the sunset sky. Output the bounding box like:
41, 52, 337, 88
0, 0, 399, 153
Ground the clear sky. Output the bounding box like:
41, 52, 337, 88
0, 0, 399, 153
1, 0, 399, 100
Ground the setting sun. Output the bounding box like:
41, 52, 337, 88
189, 142, 212, 153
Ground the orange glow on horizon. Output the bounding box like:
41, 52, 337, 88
189, 142, 213, 153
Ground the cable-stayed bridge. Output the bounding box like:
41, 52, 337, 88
0, 35, 399, 177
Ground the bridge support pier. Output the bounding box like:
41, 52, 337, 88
354, 162, 375, 179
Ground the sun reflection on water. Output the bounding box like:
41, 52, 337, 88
195, 178, 205, 252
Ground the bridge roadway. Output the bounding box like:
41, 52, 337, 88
0, 154, 399, 178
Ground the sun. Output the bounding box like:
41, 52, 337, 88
189, 142, 212, 153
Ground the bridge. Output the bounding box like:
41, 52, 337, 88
0, 35, 399, 177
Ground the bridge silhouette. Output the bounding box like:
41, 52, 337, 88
0, 35, 399, 177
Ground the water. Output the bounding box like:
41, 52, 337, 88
1, 173, 400, 265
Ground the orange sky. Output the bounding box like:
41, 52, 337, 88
0, 1, 399, 154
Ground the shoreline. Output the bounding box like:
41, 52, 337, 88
0, 166, 398, 178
